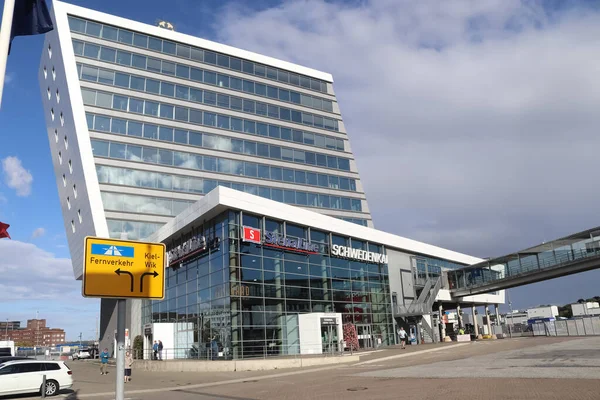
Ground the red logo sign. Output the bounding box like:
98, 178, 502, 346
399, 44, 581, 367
242, 226, 261, 244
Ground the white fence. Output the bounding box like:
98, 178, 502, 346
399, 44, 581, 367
531, 316, 600, 337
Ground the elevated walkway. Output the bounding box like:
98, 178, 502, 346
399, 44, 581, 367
449, 227, 600, 296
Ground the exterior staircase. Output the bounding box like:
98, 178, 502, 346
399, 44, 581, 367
395, 276, 442, 318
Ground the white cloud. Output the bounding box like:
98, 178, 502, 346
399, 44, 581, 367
0, 240, 77, 300
0, 241, 98, 340
215, 0, 600, 257
5, 73, 14, 84
31, 227, 46, 239
2, 156, 33, 197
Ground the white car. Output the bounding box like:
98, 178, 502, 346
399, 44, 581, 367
72, 350, 91, 360
0, 360, 73, 397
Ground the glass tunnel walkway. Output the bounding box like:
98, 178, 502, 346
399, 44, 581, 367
448, 227, 600, 297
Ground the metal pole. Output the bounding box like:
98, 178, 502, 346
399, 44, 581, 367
0, 0, 15, 108
116, 299, 126, 400
41, 374, 46, 398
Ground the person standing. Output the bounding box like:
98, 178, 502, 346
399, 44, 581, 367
398, 327, 407, 349
100, 348, 109, 375
210, 337, 218, 360
152, 340, 158, 360
124, 351, 133, 383
158, 340, 163, 361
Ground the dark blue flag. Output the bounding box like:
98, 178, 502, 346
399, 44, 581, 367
9, 0, 54, 54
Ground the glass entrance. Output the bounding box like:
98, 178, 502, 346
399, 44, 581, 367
321, 324, 338, 354
356, 324, 373, 349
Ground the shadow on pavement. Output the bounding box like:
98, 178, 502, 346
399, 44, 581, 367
0, 389, 79, 399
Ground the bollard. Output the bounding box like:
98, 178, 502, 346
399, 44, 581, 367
41, 374, 46, 398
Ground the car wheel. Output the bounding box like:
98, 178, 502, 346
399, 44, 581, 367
42, 380, 59, 397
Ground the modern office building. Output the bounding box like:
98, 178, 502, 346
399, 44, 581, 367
39, 1, 503, 358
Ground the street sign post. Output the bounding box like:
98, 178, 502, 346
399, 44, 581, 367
82, 236, 165, 400
82, 237, 166, 299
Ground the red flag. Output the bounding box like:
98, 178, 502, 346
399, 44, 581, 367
0, 222, 10, 239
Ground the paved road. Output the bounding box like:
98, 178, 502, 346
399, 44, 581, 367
3, 337, 599, 399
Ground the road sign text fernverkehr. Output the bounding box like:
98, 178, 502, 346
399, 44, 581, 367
83, 237, 165, 299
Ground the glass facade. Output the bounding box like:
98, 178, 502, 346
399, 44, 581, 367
68, 17, 330, 93
141, 210, 392, 359
69, 13, 372, 240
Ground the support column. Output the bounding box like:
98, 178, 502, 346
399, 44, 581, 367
494, 304, 500, 326
456, 304, 463, 329
472, 307, 480, 339
439, 304, 448, 342
115, 300, 126, 400
485, 305, 496, 339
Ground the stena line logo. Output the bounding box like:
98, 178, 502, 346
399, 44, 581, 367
242, 226, 262, 244
331, 244, 388, 264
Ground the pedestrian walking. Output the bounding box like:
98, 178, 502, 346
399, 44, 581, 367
158, 340, 163, 360
152, 340, 158, 360
398, 327, 407, 349
124, 351, 133, 383
99, 348, 109, 375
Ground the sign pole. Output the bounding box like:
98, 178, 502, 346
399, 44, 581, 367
115, 299, 126, 400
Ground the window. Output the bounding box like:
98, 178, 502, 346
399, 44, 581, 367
161, 82, 175, 97
133, 33, 148, 48
176, 64, 190, 79
114, 73, 129, 88
147, 57, 161, 73
99, 47, 116, 62
144, 101, 159, 116
83, 43, 100, 58
116, 50, 131, 66
130, 76, 145, 91
146, 79, 160, 94
159, 104, 174, 119
204, 71, 217, 85
163, 41, 176, 54
132, 54, 146, 69
162, 61, 176, 76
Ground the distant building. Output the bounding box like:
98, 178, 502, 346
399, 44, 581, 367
503, 311, 528, 325
571, 302, 600, 317
4, 319, 66, 347
0, 321, 21, 332
526, 306, 558, 321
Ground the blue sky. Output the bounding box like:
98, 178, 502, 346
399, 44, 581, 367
2, 0, 600, 339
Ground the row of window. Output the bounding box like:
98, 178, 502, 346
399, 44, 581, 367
415, 256, 466, 271
68, 16, 329, 93
81, 88, 345, 168
83, 89, 342, 148
86, 113, 351, 176
75, 59, 338, 130
106, 218, 163, 240
156, 287, 390, 308
72, 42, 334, 113
101, 191, 193, 217
95, 164, 365, 212
90, 138, 357, 192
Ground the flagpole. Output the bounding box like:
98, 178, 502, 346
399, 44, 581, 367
0, 0, 16, 109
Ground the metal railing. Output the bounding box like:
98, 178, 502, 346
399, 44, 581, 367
136, 340, 355, 361
449, 246, 600, 293
531, 316, 600, 337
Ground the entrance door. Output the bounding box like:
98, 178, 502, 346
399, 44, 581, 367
320, 324, 338, 354
356, 325, 373, 349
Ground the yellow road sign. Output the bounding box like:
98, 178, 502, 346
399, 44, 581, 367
83, 237, 165, 299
